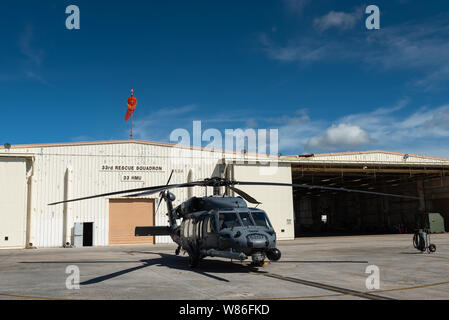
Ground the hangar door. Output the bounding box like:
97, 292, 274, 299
109, 199, 155, 245
0, 158, 27, 248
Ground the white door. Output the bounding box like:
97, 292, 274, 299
0, 158, 27, 249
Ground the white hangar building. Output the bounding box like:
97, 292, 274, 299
1, 140, 448, 249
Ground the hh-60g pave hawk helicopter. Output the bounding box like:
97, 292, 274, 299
49, 171, 419, 267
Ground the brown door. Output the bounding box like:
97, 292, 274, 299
109, 199, 155, 245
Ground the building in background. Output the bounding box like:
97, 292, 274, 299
0, 140, 448, 249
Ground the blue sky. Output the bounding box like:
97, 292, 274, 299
1, 0, 449, 157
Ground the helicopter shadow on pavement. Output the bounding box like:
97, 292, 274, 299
19, 252, 261, 286
79, 251, 263, 285
20, 254, 370, 286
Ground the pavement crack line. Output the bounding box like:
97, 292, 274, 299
249, 278, 449, 300
0, 293, 76, 300
257, 272, 394, 300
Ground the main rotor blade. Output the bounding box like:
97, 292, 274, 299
47, 181, 199, 206
166, 169, 174, 185
155, 192, 163, 214
125, 181, 203, 198
49, 176, 420, 206
234, 181, 420, 200
155, 169, 175, 214
229, 186, 261, 204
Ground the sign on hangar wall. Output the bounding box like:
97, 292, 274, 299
100, 165, 184, 183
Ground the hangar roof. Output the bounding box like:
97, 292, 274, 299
283, 150, 449, 166
0, 139, 180, 150
1, 140, 448, 166
0, 139, 277, 161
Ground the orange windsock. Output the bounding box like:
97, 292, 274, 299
125, 89, 137, 121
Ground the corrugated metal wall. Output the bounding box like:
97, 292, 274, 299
10, 143, 227, 247
232, 163, 295, 240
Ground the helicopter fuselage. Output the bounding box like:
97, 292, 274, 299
171, 196, 281, 266
181, 208, 277, 260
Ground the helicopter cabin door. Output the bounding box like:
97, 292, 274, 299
109, 199, 155, 245
203, 215, 219, 249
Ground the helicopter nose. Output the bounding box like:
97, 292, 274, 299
247, 234, 269, 249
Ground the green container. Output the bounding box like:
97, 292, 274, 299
416, 213, 446, 233
427, 213, 446, 234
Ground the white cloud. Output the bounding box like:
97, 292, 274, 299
24, 71, 50, 86
269, 109, 310, 125
274, 110, 325, 151
268, 99, 449, 158
259, 34, 332, 63
130, 100, 449, 159
19, 25, 44, 67
398, 105, 449, 137
1, 25, 49, 85
305, 123, 373, 152
313, 9, 361, 32
154, 104, 196, 116
246, 118, 258, 128
132, 105, 198, 141
283, 0, 310, 15
259, 14, 449, 89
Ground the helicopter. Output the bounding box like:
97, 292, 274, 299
49, 171, 419, 267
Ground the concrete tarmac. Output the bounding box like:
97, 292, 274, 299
0, 234, 448, 300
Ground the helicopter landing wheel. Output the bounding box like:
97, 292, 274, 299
249, 260, 267, 267
266, 248, 281, 262
250, 252, 266, 267
428, 244, 436, 253
188, 253, 200, 268
175, 246, 181, 256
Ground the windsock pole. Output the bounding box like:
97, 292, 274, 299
130, 113, 133, 139
130, 89, 133, 140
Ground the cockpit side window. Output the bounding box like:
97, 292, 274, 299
239, 212, 254, 227
210, 215, 217, 231
219, 212, 241, 230
250, 211, 272, 228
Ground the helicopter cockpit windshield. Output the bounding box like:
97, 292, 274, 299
250, 211, 272, 228
218, 212, 242, 230
239, 212, 254, 227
